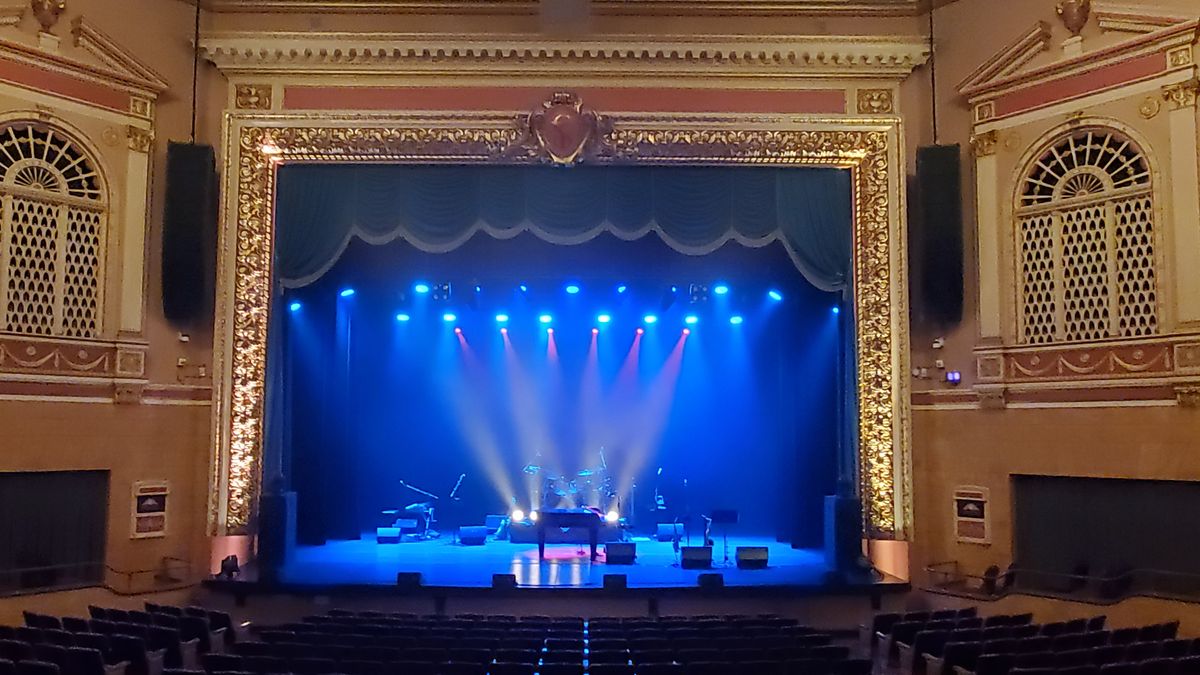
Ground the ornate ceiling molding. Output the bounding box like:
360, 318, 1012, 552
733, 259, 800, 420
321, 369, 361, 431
198, 0, 922, 17
198, 32, 931, 80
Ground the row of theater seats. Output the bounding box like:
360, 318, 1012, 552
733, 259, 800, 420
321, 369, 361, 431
868, 606, 1193, 675
205, 610, 870, 675
0, 603, 236, 675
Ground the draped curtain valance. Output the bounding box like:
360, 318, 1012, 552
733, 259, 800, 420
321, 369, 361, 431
275, 164, 853, 291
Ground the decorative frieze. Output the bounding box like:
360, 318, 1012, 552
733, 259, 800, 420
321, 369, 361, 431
856, 88, 895, 114
234, 83, 273, 110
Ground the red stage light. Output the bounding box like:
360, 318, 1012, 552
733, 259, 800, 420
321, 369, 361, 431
500, 327, 508, 335
592, 328, 599, 334
547, 328, 554, 334
454, 327, 462, 334
636, 328, 645, 335
682, 328, 691, 336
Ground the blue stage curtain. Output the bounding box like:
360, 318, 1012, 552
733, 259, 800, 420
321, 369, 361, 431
274, 165, 853, 292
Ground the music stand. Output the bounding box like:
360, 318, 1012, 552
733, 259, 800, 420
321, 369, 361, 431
710, 509, 739, 565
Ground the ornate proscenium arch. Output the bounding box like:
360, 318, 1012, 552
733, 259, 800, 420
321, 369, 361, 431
209, 98, 913, 540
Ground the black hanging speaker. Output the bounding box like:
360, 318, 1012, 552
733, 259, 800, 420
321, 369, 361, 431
162, 142, 218, 324
916, 144, 964, 325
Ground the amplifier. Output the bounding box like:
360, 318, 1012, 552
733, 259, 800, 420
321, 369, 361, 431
376, 527, 401, 544
736, 546, 769, 569
605, 542, 636, 565
655, 523, 683, 541
681, 546, 712, 569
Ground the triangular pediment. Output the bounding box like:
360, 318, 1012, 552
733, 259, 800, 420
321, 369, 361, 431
958, 8, 1197, 104
957, 22, 1054, 95
69, 17, 169, 93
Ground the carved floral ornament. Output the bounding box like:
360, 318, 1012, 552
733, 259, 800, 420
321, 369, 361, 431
211, 98, 911, 540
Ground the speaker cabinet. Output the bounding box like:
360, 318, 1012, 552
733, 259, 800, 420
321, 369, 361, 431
916, 144, 964, 325
459, 526, 488, 546
656, 523, 683, 541
492, 573, 517, 589
736, 546, 769, 569
603, 574, 628, 590
605, 542, 636, 565
162, 143, 218, 324
395, 572, 422, 589
681, 546, 712, 569
484, 514, 505, 533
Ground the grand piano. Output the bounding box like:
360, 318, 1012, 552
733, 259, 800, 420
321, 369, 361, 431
536, 508, 603, 561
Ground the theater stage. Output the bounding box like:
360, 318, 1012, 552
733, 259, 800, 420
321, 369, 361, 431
248, 534, 905, 596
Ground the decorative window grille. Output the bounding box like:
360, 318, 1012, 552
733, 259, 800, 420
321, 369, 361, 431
0, 123, 106, 338
1015, 129, 1157, 344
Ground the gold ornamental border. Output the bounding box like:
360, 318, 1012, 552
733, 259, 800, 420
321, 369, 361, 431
211, 112, 913, 540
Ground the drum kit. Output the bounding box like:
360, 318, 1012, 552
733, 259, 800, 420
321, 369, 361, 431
523, 450, 616, 509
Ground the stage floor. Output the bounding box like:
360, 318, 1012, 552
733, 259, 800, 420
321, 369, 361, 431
279, 534, 845, 590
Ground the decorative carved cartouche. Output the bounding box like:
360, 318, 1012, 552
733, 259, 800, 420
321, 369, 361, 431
1056, 0, 1091, 37
31, 0, 65, 33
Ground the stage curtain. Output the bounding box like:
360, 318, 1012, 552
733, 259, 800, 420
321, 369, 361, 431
275, 165, 853, 292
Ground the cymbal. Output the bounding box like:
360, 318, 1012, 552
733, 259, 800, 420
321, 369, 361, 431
522, 464, 541, 475
577, 469, 595, 477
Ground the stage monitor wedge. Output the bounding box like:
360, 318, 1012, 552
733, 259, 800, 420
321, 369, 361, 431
162, 142, 218, 324
916, 144, 965, 326
681, 546, 713, 569
605, 542, 636, 565
459, 526, 488, 546
736, 546, 769, 569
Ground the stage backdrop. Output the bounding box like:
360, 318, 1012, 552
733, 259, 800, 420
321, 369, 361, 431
267, 164, 853, 549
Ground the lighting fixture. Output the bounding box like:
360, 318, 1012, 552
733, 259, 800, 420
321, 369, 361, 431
442, 312, 457, 322
396, 313, 411, 322
339, 288, 355, 298
730, 315, 744, 325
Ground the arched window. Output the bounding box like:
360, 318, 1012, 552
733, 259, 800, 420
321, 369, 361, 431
1015, 128, 1157, 344
0, 122, 106, 338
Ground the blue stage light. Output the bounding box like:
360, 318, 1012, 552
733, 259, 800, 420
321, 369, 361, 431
539, 314, 553, 324
714, 284, 730, 295
768, 289, 783, 301
288, 302, 302, 312
670, 285, 678, 293
339, 288, 355, 298
396, 313, 411, 322
414, 282, 431, 294
565, 284, 581, 295
643, 314, 658, 325
474, 285, 482, 293
495, 313, 510, 323
832, 306, 840, 315
519, 284, 528, 292
684, 314, 699, 325
730, 315, 744, 325
442, 312, 457, 322
597, 314, 612, 324
617, 284, 628, 294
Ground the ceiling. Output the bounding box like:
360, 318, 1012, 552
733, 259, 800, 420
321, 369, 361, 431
197, 0, 940, 17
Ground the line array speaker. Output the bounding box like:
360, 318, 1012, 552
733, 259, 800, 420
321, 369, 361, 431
162, 142, 218, 324
916, 144, 964, 326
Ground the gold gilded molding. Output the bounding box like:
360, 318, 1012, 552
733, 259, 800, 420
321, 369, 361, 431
126, 126, 153, 153
971, 131, 999, 157
215, 113, 908, 539
1162, 79, 1199, 110
235, 84, 273, 110
856, 88, 895, 115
